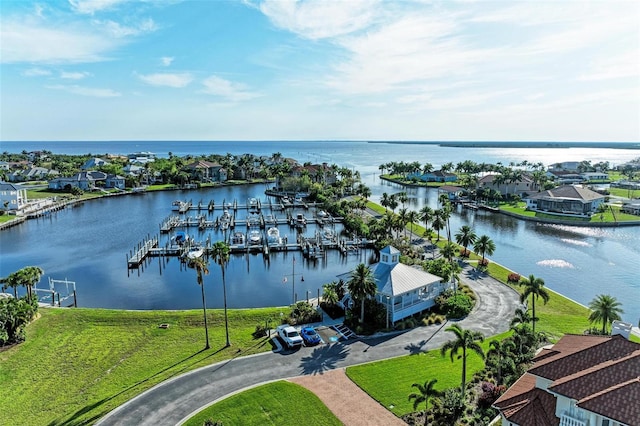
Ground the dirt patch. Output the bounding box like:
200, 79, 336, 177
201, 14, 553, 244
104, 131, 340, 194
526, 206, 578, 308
290, 369, 406, 426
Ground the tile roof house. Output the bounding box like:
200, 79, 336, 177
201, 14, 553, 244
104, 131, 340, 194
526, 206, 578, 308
408, 169, 458, 182
524, 185, 605, 217
494, 334, 640, 426
184, 160, 226, 182
81, 157, 109, 170
478, 173, 539, 197
339, 246, 449, 323
291, 163, 337, 185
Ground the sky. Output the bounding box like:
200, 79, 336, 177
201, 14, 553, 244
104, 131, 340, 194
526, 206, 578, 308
1, 0, 639, 142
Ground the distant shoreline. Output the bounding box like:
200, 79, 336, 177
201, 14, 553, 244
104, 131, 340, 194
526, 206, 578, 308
367, 141, 640, 149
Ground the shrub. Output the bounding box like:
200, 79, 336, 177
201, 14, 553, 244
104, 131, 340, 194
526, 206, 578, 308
478, 258, 489, 267
252, 323, 267, 339
477, 382, 506, 409
459, 248, 471, 258
437, 291, 474, 319
507, 273, 521, 283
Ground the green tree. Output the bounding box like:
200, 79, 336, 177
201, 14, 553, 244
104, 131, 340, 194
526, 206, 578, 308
588, 294, 624, 334
519, 274, 550, 335
440, 324, 485, 398
408, 379, 442, 425
473, 235, 496, 266
486, 339, 516, 386
0, 296, 38, 345
431, 209, 446, 242
212, 241, 231, 347
347, 263, 377, 324
455, 226, 477, 257
188, 256, 210, 349
4, 266, 43, 299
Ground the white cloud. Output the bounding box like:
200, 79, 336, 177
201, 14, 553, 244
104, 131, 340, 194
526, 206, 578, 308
60, 71, 91, 79
160, 56, 174, 67
1, 20, 117, 63
258, 0, 379, 40
68, 0, 129, 15
137, 72, 193, 88
579, 51, 640, 81
94, 18, 157, 38
201, 75, 261, 101
23, 67, 52, 77
45, 84, 121, 97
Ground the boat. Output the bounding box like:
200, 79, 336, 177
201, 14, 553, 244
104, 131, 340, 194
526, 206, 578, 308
248, 197, 258, 211
232, 232, 245, 245
267, 227, 280, 244
282, 196, 292, 205
317, 210, 328, 218
185, 245, 204, 260
296, 213, 307, 225
322, 229, 335, 241
248, 229, 262, 244
247, 213, 261, 226
172, 200, 183, 211
171, 231, 188, 246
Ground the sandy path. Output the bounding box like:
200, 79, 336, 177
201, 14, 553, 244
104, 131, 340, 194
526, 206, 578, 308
289, 369, 406, 426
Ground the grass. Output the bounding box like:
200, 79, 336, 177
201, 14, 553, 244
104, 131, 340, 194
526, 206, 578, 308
608, 187, 638, 199
183, 381, 342, 426
0, 307, 284, 426
346, 332, 511, 417
0, 215, 17, 224
499, 202, 639, 223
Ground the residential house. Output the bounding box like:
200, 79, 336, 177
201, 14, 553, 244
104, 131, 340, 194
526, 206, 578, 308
291, 163, 337, 185
408, 170, 458, 182
105, 174, 125, 189
340, 246, 449, 323
581, 172, 609, 182
8, 166, 59, 182
0, 182, 28, 211
81, 157, 109, 170
437, 185, 465, 201
494, 333, 640, 426
549, 161, 580, 171
524, 185, 605, 217
547, 170, 585, 185
184, 160, 226, 182
478, 173, 539, 197
0, 161, 9, 171
127, 152, 156, 164
48, 171, 107, 191
621, 200, 640, 216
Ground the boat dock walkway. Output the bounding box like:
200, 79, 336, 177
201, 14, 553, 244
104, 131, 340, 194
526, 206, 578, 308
127, 236, 159, 268
171, 198, 322, 214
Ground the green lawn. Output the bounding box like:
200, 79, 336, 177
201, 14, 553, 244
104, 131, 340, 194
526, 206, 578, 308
499, 202, 639, 223
0, 215, 17, 224
0, 307, 283, 426
183, 381, 342, 426
346, 332, 510, 417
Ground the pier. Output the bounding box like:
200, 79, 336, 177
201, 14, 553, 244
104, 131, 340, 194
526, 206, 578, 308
127, 236, 159, 268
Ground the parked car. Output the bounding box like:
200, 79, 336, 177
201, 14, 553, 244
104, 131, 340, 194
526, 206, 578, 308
300, 326, 322, 346
276, 325, 303, 348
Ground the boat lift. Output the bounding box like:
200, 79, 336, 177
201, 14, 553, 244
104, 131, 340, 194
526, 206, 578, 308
33, 277, 78, 307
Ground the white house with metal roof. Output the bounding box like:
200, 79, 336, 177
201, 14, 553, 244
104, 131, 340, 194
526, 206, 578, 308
0, 182, 28, 211
342, 246, 449, 323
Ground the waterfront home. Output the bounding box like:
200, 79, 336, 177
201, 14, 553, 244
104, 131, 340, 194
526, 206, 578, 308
127, 152, 156, 164
524, 185, 605, 217
184, 160, 226, 183
48, 171, 107, 191
478, 173, 539, 198
340, 246, 449, 323
105, 174, 125, 190
546, 170, 585, 185
0, 182, 28, 211
81, 157, 109, 170
580, 172, 609, 182
437, 185, 465, 201
549, 161, 580, 171
291, 162, 337, 185
493, 333, 639, 426
621, 200, 640, 216
8, 166, 59, 182
407, 169, 458, 183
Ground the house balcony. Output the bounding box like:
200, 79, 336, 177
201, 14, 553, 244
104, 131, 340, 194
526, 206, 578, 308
559, 411, 588, 426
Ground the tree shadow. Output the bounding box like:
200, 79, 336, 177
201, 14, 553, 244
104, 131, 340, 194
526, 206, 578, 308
298, 343, 351, 375
404, 339, 429, 355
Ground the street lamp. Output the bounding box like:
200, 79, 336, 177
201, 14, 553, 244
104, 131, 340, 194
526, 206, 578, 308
386, 295, 390, 329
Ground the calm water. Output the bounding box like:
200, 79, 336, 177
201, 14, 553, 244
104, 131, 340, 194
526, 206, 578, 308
1, 141, 638, 323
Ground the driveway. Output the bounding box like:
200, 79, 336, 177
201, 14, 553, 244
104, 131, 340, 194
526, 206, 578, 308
97, 265, 520, 426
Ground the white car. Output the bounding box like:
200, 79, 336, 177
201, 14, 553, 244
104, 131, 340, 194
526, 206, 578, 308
276, 325, 303, 348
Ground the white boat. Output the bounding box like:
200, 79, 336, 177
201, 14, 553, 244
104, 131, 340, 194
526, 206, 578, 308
186, 246, 204, 259
172, 200, 182, 211
296, 213, 307, 225
317, 210, 328, 218
248, 229, 262, 244
267, 227, 280, 244
232, 232, 245, 245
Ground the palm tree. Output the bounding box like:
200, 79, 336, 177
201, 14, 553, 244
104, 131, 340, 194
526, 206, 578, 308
322, 285, 339, 306
588, 294, 624, 334
398, 207, 409, 238
347, 263, 377, 324
211, 241, 231, 347
188, 256, 210, 349
440, 324, 485, 398
419, 206, 433, 232
519, 274, 550, 335
473, 235, 496, 266
510, 307, 532, 329
408, 379, 441, 425
407, 210, 418, 238
431, 209, 446, 242
486, 339, 516, 385
455, 226, 477, 258
440, 242, 457, 264
5, 266, 43, 299
381, 192, 390, 212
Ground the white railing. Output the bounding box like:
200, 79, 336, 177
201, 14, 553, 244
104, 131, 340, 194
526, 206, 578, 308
559, 412, 587, 426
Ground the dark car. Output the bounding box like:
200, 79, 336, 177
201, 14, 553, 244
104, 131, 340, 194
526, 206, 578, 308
300, 326, 322, 346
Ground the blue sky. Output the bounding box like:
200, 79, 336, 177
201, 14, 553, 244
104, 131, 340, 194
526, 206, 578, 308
1, 0, 638, 142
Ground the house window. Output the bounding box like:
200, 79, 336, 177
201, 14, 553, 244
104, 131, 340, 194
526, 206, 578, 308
392, 255, 398, 263
601, 420, 609, 426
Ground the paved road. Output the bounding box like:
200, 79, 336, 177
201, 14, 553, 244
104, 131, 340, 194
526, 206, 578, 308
96, 265, 521, 426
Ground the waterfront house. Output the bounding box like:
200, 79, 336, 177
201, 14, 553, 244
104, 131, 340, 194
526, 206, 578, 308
184, 160, 226, 182
0, 182, 28, 211
524, 185, 605, 217
8, 166, 59, 182
580, 172, 609, 182
48, 171, 107, 191
105, 174, 125, 189
478, 173, 538, 197
546, 170, 584, 185
493, 334, 640, 426
621, 200, 640, 216
340, 246, 448, 323
438, 185, 465, 201
549, 161, 580, 171
291, 163, 337, 185
408, 169, 458, 183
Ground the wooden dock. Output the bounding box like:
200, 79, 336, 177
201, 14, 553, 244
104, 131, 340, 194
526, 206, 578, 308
127, 236, 159, 268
